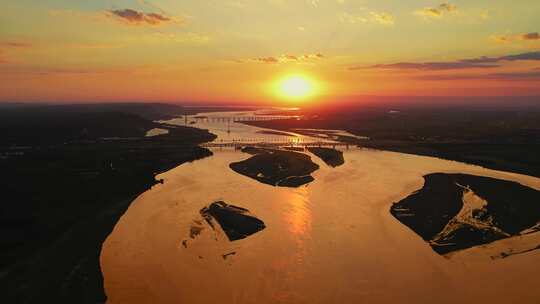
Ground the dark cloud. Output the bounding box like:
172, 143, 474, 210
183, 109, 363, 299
254, 57, 279, 64
353, 51, 540, 71
416, 70, 540, 81
0, 65, 131, 76
0, 42, 32, 48
439, 3, 457, 12
109, 9, 172, 25
416, 3, 457, 18
493, 32, 540, 42
284, 54, 298, 60
0, 42, 32, 64
522, 32, 540, 40
358, 62, 498, 70
501, 51, 540, 61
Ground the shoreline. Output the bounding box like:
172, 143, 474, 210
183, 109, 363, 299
240, 120, 540, 179
1, 116, 217, 303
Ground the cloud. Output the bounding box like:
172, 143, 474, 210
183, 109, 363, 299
108, 9, 175, 26
415, 3, 457, 19
0, 42, 32, 64
416, 70, 540, 81
340, 11, 394, 26
154, 32, 210, 44
254, 57, 279, 64
493, 32, 540, 43
0, 42, 32, 48
352, 51, 540, 71
370, 12, 394, 25
357, 62, 498, 70
0, 65, 132, 76
491, 35, 513, 43
523, 32, 540, 40
252, 53, 324, 64
501, 52, 540, 61
340, 13, 368, 24
138, 0, 167, 14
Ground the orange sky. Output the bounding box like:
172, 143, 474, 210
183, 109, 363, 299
1, 1, 539, 105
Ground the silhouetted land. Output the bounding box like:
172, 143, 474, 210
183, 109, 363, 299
307, 147, 344, 167
230, 147, 319, 187
200, 201, 266, 241
0, 104, 216, 303
391, 173, 540, 254
244, 98, 540, 177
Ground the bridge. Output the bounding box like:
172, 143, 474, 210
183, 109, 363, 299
189, 115, 299, 123
201, 139, 353, 149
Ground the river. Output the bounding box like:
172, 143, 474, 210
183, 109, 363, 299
101, 110, 540, 304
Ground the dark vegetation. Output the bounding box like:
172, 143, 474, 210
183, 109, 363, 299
391, 173, 540, 254
244, 96, 540, 177
230, 147, 319, 187
283, 146, 306, 152
307, 147, 345, 167
0, 103, 216, 303
200, 201, 266, 241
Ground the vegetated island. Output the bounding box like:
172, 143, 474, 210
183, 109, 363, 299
230, 147, 319, 187
307, 147, 345, 167
391, 173, 540, 255
0, 103, 217, 304
200, 201, 266, 241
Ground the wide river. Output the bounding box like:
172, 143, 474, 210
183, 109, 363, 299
101, 111, 540, 304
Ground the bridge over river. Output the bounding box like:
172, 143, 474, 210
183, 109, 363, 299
191, 115, 299, 123
201, 139, 353, 149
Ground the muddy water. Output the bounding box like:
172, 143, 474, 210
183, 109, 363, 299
101, 112, 540, 304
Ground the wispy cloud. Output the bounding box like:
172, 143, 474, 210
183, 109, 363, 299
108, 9, 177, 26
340, 11, 394, 26
523, 32, 540, 40
252, 53, 324, 64
150, 32, 210, 44
0, 42, 32, 48
370, 12, 394, 25
351, 51, 540, 71
493, 32, 540, 43
415, 3, 458, 19
416, 70, 540, 81
0, 65, 132, 76
137, 0, 167, 14
356, 62, 498, 71
0, 42, 32, 64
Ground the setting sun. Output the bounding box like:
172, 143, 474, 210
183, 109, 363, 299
275, 75, 319, 101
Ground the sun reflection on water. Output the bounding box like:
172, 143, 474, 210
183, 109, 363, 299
285, 187, 312, 238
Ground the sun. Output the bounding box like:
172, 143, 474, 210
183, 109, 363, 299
274, 74, 318, 101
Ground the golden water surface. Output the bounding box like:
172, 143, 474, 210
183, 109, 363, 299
101, 112, 540, 304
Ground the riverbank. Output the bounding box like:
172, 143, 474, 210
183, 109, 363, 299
0, 107, 216, 303
241, 105, 540, 178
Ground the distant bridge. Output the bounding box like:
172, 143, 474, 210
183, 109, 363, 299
190, 115, 299, 123
201, 139, 353, 149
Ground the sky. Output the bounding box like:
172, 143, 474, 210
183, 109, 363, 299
1, 0, 539, 105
